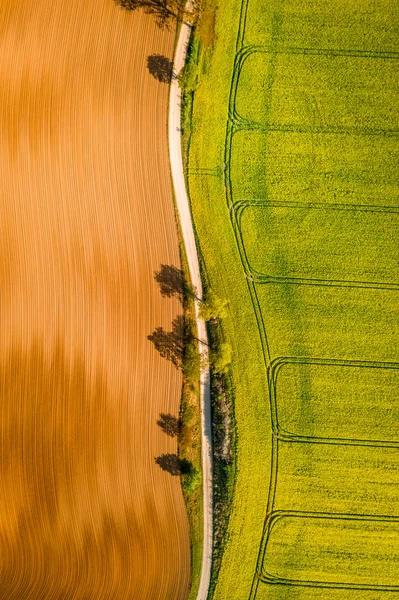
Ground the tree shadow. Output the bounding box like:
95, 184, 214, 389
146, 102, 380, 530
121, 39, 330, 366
147, 54, 174, 83
157, 412, 181, 437
154, 264, 185, 301
147, 314, 184, 368
114, 0, 181, 28
154, 264, 196, 302
155, 453, 193, 476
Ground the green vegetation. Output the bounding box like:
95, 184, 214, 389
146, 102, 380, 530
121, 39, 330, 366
186, 1, 271, 597
256, 284, 399, 360
177, 244, 203, 600
235, 52, 399, 127
242, 0, 398, 50
263, 515, 399, 586
178, 252, 235, 598
180, 37, 202, 171
179, 39, 200, 94
274, 361, 399, 442
180, 4, 241, 593
209, 367, 236, 596
185, 0, 399, 598
198, 290, 229, 323
210, 341, 231, 375
230, 130, 399, 206
236, 203, 398, 284
205, 304, 236, 596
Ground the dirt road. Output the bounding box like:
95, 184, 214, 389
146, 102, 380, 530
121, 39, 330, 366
169, 20, 213, 600
0, 2, 190, 599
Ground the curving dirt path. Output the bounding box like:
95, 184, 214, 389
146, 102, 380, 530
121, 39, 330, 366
169, 20, 213, 600
0, 2, 190, 599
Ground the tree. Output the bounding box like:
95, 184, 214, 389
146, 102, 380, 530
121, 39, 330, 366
177, 61, 199, 93
199, 289, 229, 322
211, 342, 232, 375
180, 460, 200, 493
115, 0, 184, 25
148, 314, 201, 377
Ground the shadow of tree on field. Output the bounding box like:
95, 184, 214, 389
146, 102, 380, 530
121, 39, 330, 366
147, 54, 174, 83
155, 453, 193, 476
154, 264, 185, 301
114, 0, 183, 28
154, 264, 196, 302
147, 315, 184, 368
157, 412, 181, 437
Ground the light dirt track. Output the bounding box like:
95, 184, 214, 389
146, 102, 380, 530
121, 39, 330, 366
168, 21, 212, 600
0, 2, 190, 599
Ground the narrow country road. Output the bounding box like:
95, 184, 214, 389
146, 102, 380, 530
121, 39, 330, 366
168, 19, 213, 600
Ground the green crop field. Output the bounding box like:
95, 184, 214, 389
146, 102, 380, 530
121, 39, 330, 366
230, 130, 399, 206
187, 0, 399, 598
272, 360, 399, 442
234, 202, 399, 284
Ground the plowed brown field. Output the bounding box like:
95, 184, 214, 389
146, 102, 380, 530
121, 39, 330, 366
0, 1, 190, 599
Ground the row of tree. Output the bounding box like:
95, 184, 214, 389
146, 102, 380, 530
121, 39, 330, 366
148, 277, 232, 376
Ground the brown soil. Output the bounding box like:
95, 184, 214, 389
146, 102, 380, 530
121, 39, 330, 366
0, 1, 190, 599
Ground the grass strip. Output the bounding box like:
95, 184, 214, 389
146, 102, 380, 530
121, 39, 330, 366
182, 1, 272, 598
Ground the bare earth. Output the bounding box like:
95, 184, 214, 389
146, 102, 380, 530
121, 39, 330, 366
0, 1, 190, 599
